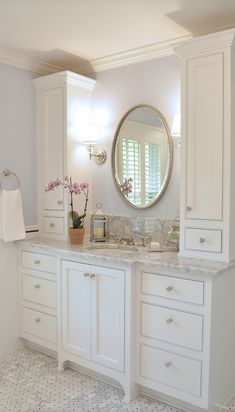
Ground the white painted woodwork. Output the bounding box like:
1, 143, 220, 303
22, 307, 57, 345
34, 71, 96, 241
43, 216, 64, 235
185, 228, 222, 253
22, 274, 57, 309
186, 54, 223, 221
61, 261, 91, 360
42, 88, 64, 211
175, 28, 235, 261
141, 273, 204, 305
21, 251, 57, 273
141, 303, 203, 351
91, 265, 125, 371
140, 344, 202, 396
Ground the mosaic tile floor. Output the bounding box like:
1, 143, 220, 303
0, 348, 183, 412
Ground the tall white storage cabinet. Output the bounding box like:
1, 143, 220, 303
33, 71, 96, 240
175, 29, 235, 262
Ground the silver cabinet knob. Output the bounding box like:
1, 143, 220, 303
199, 237, 205, 243
34, 318, 41, 323
34, 259, 40, 265
166, 286, 173, 292
90, 273, 96, 278
83, 272, 90, 278
187, 206, 192, 211
166, 318, 173, 324
164, 361, 172, 368
34, 284, 40, 289
50, 223, 55, 228
57, 200, 63, 205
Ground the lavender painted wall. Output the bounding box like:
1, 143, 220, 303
0, 64, 37, 353
91, 55, 180, 218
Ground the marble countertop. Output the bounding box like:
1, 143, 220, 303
18, 237, 233, 277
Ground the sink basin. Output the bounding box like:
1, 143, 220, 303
85, 244, 138, 253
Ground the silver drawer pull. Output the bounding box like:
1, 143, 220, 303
187, 206, 192, 211
164, 361, 172, 368
199, 237, 205, 243
90, 273, 96, 278
83, 272, 90, 278
34, 259, 40, 265
34, 284, 40, 289
57, 200, 63, 205
50, 223, 55, 228
34, 318, 41, 323
166, 286, 173, 292
166, 318, 173, 324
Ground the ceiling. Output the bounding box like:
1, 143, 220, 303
1, 0, 235, 74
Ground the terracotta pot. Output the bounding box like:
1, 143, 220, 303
68, 227, 85, 245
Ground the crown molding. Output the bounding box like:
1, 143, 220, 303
0, 47, 62, 75
91, 35, 192, 72
33, 70, 96, 90
174, 28, 235, 58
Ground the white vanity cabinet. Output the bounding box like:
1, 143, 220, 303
61, 260, 125, 372
33, 71, 96, 241
19, 248, 59, 351
175, 29, 235, 261
135, 264, 235, 411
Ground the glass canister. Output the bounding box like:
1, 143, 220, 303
167, 219, 180, 250
90, 202, 108, 242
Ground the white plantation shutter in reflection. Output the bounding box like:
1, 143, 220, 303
122, 138, 161, 207
145, 143, 161, 203
122, 138, 141, 205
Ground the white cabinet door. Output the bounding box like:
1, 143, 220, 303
42, 87, 64, 211
91, 265, 125, 371
186, 54, 223, 220
61, 261, 91, 360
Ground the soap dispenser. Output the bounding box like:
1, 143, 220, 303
90, 202, 108, 242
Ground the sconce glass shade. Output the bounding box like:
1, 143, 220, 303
171, 113, 181, 137
81, 141, 107, 165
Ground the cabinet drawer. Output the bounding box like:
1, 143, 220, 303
21, 251, 57, 273
22, 274, 57, 309
22, 307, 57, 344
140, 344, 201, 396
185, 228, 222, 253
141, 303, 203, 351
43, 216, 64, 235
142, 273, 203, 305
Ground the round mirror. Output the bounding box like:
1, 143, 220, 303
112, 105, 173, 209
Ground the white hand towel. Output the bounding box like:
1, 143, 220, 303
0, 189, 25, 242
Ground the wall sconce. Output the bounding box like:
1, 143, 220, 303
81, 123, 107, 164
83, 142, 107, 165
171, 113, 181, 147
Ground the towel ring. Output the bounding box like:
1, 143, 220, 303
1, 169, 20, 190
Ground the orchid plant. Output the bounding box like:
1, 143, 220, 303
45, 176, 89, 229
120, 177, 133, 196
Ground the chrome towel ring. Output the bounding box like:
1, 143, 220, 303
1, 169, 20, 190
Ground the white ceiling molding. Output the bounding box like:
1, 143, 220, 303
0, 47, 62, 75
91, 35, 192, 72
0, 35, 192, 76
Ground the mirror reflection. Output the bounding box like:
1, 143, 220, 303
112, 105, 173, 209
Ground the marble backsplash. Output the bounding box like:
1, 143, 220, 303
93, 215, 179, 248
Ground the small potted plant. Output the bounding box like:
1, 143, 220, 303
45, 176, 89, 244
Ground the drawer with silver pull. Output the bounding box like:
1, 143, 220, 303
140, 344, 201, 396
141, 303, 203, 351
141, 272, 204, 305
22, 274, 57, 309
21, 251, 57, 273
43, 216, 64, 235
22, 307, 57, 344
185, 228, 222, 253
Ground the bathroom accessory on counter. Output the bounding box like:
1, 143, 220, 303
90, 203, 108, 242
0, 169, 25, 241
150, 241, 162, 251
